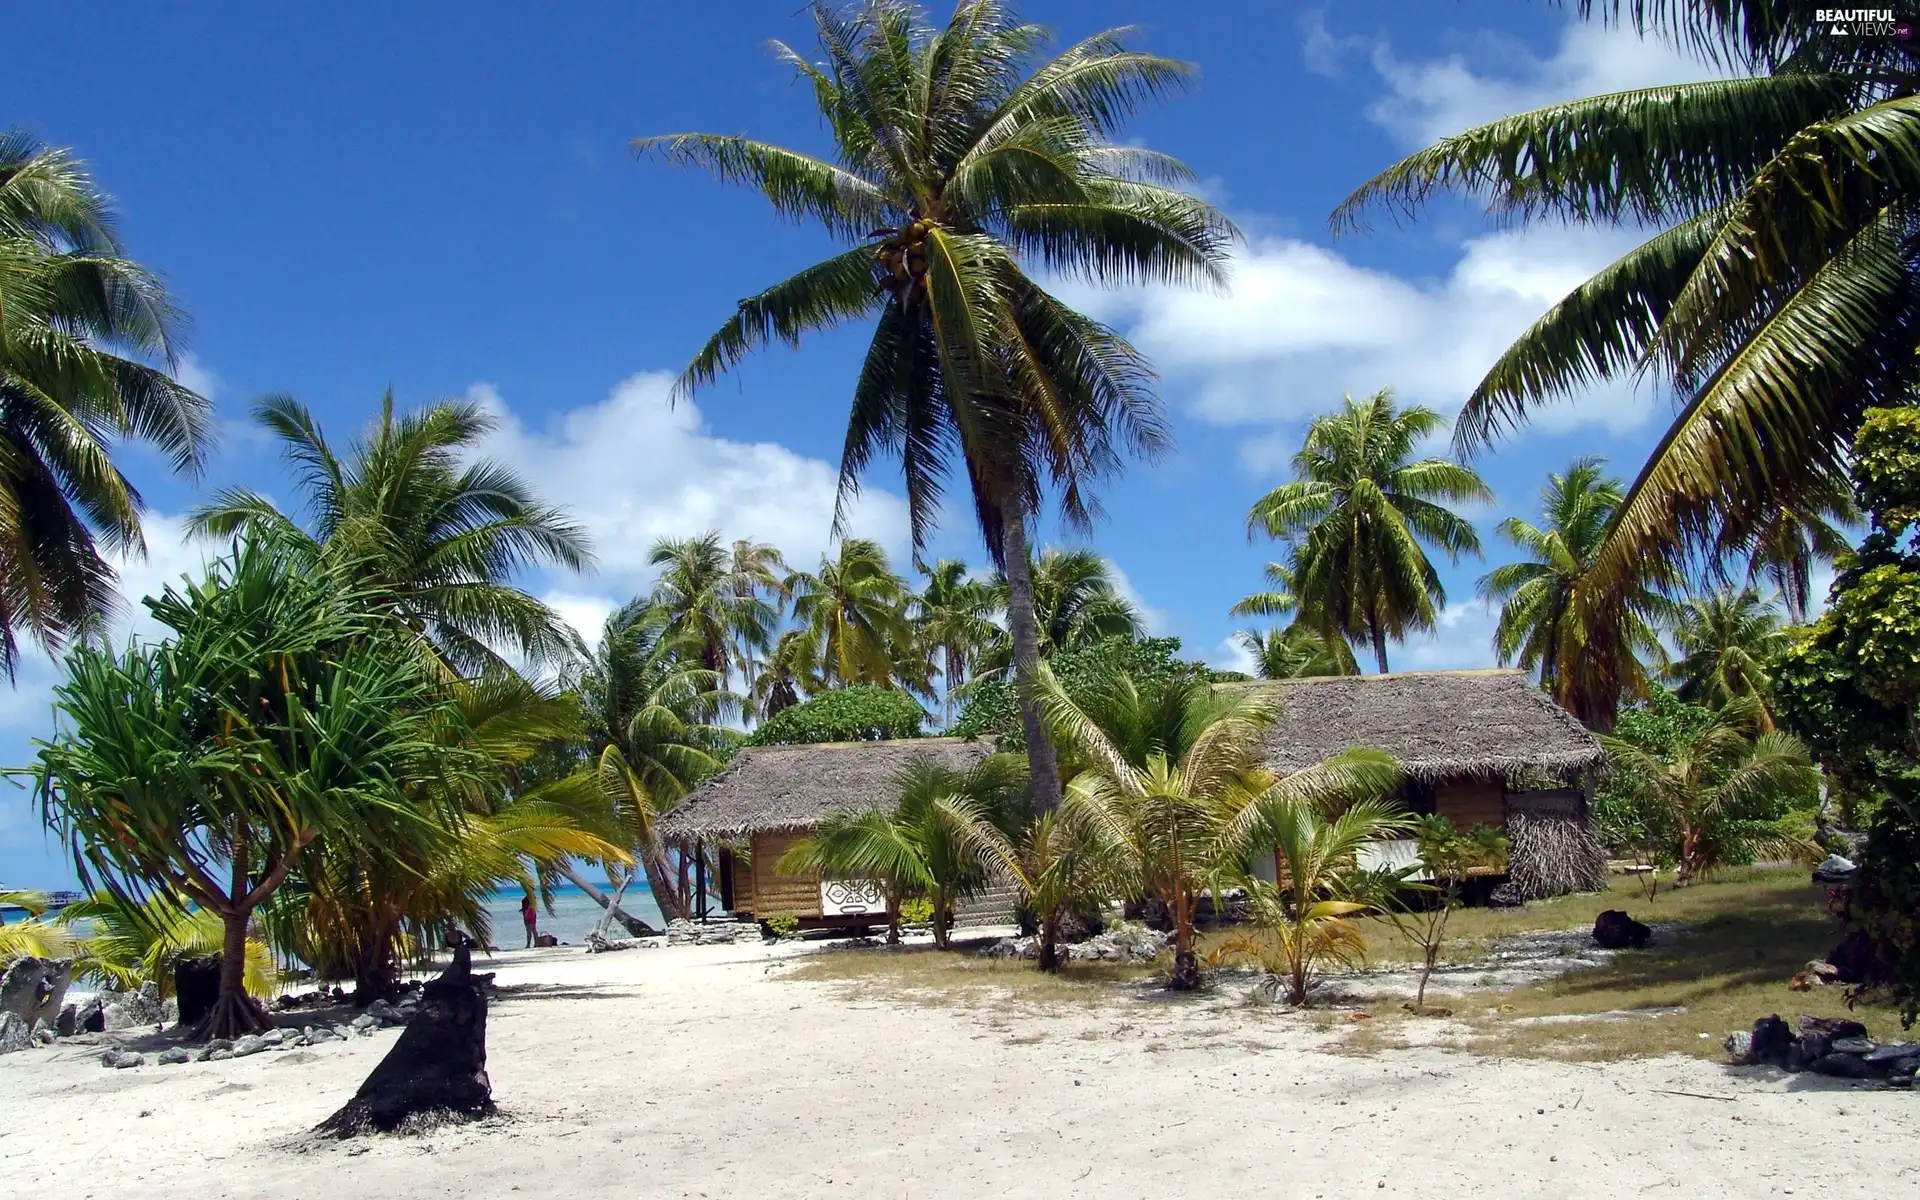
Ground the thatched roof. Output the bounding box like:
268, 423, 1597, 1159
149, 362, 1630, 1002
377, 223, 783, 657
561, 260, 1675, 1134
1237, 668, 1604, 784
658, 737, 996, 841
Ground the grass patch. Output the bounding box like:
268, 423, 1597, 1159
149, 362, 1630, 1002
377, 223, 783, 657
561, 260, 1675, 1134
1438, 869, 1903, 1061
783, 940, 1153, 1010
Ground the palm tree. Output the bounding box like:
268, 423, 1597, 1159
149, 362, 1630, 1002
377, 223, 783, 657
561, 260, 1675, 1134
189, 394, 591, 675
640, 0, 1235, 814
913, 559, 997, 727
1666, 586, 1790, 718
753, 627, 827, 722
1001, 547, 1143, 656
1233, 622, 1358, 680
0, 132, 215, 674
1037, 669, 1399, 989
29, 533, 463, 1038
1478, 457, 1672, 729
1719, 482, 1856, 625
787, 538, 914, 689
1602, 698, 1819, 886
963, 802, 1133, 971
1242, 792, 1413, 1005
779, 754, 1026, 947
648, 532, 786, 684
572, 600, 734, 924
1335, 7, 1918, 613
1247, 391, 1491, 673
57, 891, 279, 1001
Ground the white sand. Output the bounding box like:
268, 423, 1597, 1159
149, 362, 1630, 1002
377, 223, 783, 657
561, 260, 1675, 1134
1, 938, 1913, 1198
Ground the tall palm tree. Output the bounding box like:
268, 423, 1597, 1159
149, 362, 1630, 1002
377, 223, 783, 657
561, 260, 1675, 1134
639, 0, 1235, 813
1010, 547, 1143, 654
1478, 457, 1672, 730
572, 600, 734, 924
1666, 586, 1790, 719
647, 531, 786, 684
189, 394, 591, 675
1037, 669, 1399, 989
1232, 622, 1358, 680
729, 536, 791, 702
1335, 6, 1920, 611
787, 538, 914, 689
0, 132, 215, 673
914, 559, 997, 727
1246, 391, 1491, 674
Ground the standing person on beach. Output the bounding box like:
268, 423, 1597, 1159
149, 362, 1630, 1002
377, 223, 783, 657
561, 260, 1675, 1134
520, 892, 538, 948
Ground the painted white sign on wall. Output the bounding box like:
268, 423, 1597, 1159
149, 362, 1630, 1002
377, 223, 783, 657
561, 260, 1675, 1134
820, 878, 886, 916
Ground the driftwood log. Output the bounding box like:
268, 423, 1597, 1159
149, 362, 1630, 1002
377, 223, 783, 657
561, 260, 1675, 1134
313, 937, 495, 1137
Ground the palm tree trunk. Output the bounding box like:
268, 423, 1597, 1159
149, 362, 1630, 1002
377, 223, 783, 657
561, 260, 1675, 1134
195, 907, 270, 1041
1367, 609, 1390, 674
1167, 884, 1201, 991
1000, 507, 1062, 812
556, 861, 657, 935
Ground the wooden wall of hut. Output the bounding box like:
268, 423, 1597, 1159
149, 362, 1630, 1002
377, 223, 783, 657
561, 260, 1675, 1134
750, 830, 821, 918
1434, 780, 1506, 833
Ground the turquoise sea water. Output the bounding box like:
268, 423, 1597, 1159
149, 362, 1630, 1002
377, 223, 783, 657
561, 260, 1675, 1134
481, 880, 675, 946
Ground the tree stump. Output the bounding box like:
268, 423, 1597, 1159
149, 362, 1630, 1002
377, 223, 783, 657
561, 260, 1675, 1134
174, 955, 221, 1029
313, 937, 495, 1138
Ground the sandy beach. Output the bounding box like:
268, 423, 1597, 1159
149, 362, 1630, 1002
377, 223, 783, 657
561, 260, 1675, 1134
2, 936, 1913, 1199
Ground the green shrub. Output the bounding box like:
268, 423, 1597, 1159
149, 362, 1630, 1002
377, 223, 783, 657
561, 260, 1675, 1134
899, 897, 934, 926
747, 687, 927, 746
763, 912, 800, 939
952, 636, 1216, 748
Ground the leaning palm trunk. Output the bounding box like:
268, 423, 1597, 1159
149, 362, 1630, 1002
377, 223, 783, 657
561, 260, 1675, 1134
557, 861, 658, 935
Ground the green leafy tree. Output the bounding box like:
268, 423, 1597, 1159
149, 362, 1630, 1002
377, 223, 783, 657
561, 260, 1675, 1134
1666, 586, 1790, 720
190, 394, 592, 675
1478, 457, 1672, 729
1601, 697, 1819, 887
1037, 668, 1400, 990
748, 685, 927, 746
640, 0, 1234, 815
952, 634, 1212, 747
29, 534, 463, 1038
1775, 406, 1920, 1025
0, 132, 215, 673
779, 754, 1025, 947
1247, 391, 1491, 674
1380, 816, 1508, 1010
1336, 6, 1919, 617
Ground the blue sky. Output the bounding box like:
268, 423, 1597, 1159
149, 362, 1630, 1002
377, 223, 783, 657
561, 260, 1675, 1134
0, 2, 1725, 885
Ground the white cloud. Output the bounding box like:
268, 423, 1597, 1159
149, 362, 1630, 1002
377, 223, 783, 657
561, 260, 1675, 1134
173, 353, 220, 402
1393, 600, 1503, 673
469, 372, 911, 599
541, 589, 621, 649
1102, 560, 1168, 635
1078, 224, 1662, 461
1209, 634, 1257, 677
1316, 16, 1730, 147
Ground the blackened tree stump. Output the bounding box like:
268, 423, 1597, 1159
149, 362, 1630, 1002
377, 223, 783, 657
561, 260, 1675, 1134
174, 955, 221, 1029
314, 940, 495, 1137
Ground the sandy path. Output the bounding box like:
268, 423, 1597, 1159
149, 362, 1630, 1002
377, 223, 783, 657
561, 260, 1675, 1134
0, 939, 1911, 1199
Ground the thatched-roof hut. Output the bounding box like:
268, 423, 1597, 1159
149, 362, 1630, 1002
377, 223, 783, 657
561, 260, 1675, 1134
659, 738, 1002, 927
665, 670, 1610, 925
1237, 669, 1609, 896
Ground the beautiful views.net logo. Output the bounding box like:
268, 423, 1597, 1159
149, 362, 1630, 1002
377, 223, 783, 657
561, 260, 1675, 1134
1815, 8, 1914, 36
